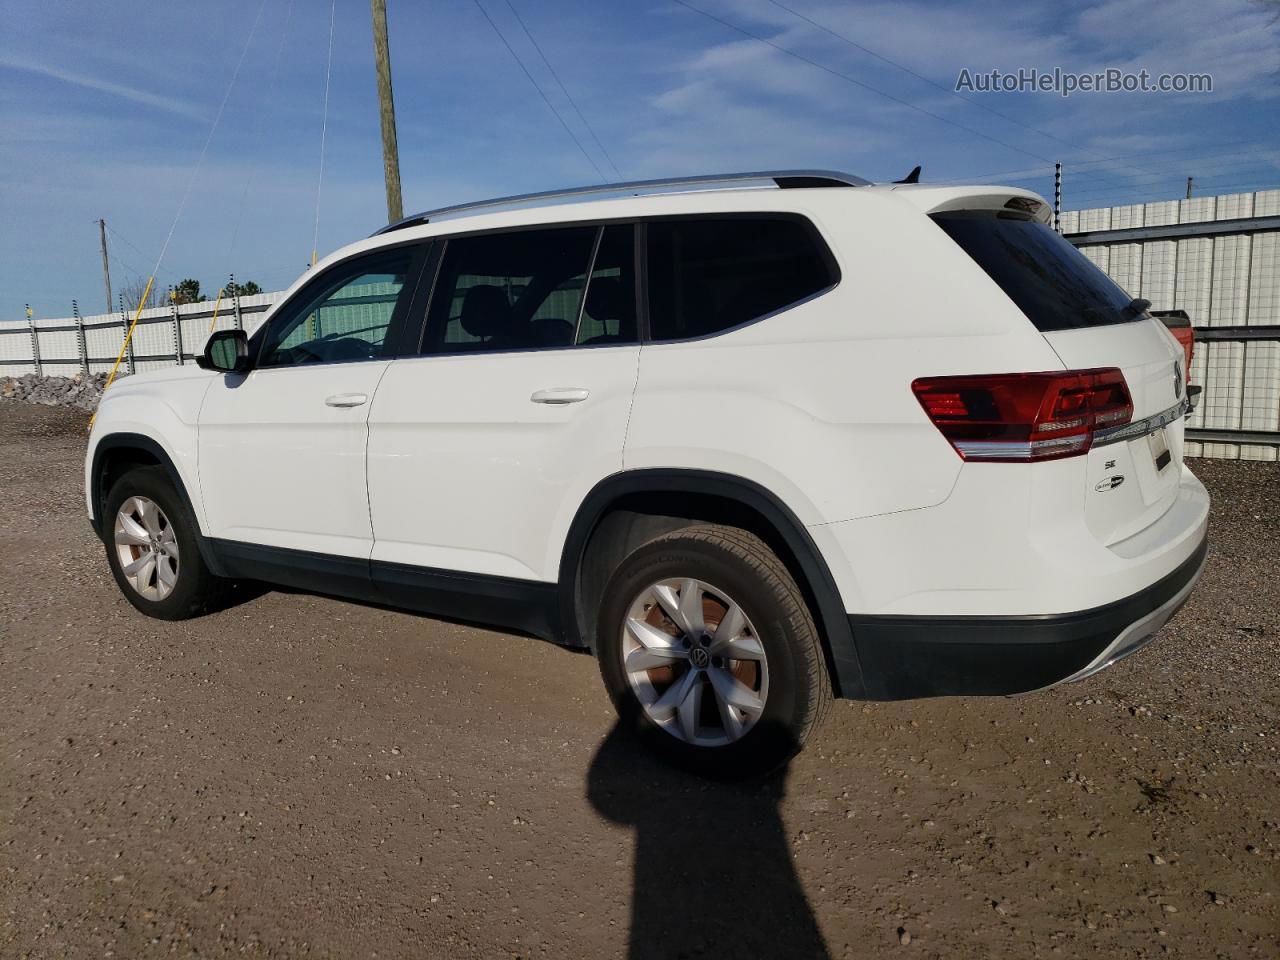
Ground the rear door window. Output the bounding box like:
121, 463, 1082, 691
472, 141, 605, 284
647, 217, 837, 341
931, 211, 1135, 332
422, 226, 598, 354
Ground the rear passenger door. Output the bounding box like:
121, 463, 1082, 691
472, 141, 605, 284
366, 223, 640, 582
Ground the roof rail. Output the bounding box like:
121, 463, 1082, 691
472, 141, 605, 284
372, 169, 870, 236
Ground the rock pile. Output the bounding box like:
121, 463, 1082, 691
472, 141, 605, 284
0, 373, 111, 411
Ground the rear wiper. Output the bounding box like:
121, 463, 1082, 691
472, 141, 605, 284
1120, 297, 1151, 319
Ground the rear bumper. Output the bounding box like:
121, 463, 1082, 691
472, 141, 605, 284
845, 533, 1207, 700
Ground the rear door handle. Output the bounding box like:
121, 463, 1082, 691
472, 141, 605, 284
325, 393, 368, 407
530, 387, 589, 404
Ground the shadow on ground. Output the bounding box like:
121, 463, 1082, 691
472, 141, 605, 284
588, 723, 829, 959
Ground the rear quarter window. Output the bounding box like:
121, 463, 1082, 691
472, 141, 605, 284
647, 216, 837, 341
932, 211, 1135, 332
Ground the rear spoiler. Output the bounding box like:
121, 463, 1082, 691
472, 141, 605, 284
889, 185, 1053, 225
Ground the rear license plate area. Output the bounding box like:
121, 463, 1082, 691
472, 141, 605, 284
1148, 427, 1171, 472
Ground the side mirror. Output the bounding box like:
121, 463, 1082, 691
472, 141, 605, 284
198, 329, 252, 373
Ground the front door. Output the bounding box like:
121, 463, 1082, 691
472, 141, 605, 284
198, 245, 427, 558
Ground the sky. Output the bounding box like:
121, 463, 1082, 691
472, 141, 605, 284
2, 0, 1278, 319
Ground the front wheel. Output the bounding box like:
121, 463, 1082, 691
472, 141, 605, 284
103, 465, 226, 620
596, 524, 831, 778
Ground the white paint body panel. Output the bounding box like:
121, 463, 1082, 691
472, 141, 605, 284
820, 460, 1207, 617
85, 366, 214, 527
624, 190, 1064, 526
1043, 318, 1188, 547
197, 362, 390, 557
367, 346, 639, 580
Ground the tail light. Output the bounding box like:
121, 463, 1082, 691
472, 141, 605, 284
1154, 310, 1194, 381
1169, 327, 1194, 381
912, 368, 1133, 462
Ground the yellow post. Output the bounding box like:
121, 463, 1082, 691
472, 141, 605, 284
206, 287, 226, 333
88, 275, 155, 431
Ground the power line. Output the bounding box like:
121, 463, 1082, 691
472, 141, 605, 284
149, 0, 270, 283
1064, 137, 1273, 166
229, 0, 294, 258
313, 0, 336, 264
932, 166, 1057, 185
1053, 151, 1279, 188
1066, 164, 1280, 199
503, 0, 622, 180
942, 147, 1278, 193
726, 0, 1186, 185
668, 0, 1054, 164
102, 223, 200, 291
470, 0, 609, 181
990, 144, 1279, 196
1065, 180, 1280, 209
102, 223, 160, 274
761, 0, 1085, 156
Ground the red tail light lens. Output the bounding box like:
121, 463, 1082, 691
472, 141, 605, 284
912, 368, 1133, 462
1170, 327, 1194, 381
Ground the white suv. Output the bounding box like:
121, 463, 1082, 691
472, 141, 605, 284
85, 171, 1208, 776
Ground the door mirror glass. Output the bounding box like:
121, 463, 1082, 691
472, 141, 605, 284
198, 329, 251, 373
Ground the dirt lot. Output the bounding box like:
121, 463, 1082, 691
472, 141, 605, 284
1, 401, 1277, 959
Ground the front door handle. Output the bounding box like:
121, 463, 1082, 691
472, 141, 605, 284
325, 393, 368, 408
530, 387, 590, 404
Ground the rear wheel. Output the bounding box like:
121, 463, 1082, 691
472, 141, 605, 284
103, 466, 226, 620
596, 524, 830, 778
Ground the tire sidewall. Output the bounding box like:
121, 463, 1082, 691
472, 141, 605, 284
597, 534, 815, 777
103, 466, 208, 620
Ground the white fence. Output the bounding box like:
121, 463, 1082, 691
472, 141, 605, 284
0, 293, 282, 379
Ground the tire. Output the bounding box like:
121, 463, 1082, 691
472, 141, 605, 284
596, 523, 831, 779
102, 465, 226, 620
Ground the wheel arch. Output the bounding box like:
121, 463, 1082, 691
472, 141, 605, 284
557, 469, 865, 698
89, 433, 226, 576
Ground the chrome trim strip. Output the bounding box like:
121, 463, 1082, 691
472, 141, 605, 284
953, 441, 1033, 459
1093, 397, 1189, 447
1054, 547, 1206, 687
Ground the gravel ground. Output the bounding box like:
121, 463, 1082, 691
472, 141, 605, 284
1, 401, 1277, 960
0, 375, 108, 411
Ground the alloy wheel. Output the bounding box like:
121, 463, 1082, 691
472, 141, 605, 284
113, 496, 180, 601
621, 578, 769, 747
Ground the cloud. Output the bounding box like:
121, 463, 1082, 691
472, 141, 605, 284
0, 54, 205, 121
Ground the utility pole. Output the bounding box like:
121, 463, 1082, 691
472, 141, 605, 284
1185, 176, 1194, 200
371, 0, 404, 224
98, 219, 113, 313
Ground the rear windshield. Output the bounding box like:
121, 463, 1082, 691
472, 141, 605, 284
931, 211, 1135, 332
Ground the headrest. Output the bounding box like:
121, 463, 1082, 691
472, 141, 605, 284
584, 277, 623, 322
528, 317, 573, 348
460, 284, 510, 338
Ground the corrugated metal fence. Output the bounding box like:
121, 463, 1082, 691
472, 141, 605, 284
1063, 188, 1280, 461
4, 189, 1278, 460
0, 293, 282, 379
